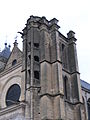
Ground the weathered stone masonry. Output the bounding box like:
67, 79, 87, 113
0, 16, 89, 120
22, 16, 84, 120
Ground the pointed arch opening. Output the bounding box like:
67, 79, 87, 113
63, 76, 68, 99
12, 59, 17, 66
34, 71, 39, 80
34, 56, 39, 62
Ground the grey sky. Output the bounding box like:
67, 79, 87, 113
0, 0, 90, 83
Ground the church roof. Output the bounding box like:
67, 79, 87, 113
0, 43, 11, 59
81, 79, 90, 91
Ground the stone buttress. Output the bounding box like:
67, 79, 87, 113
22, 16, 83, 120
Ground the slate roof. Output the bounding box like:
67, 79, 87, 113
0, 44, 11, 59
81, 79, 90, 91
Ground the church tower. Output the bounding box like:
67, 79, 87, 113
22, 16, 83, 120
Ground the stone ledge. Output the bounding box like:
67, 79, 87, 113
0, 102, 26, 116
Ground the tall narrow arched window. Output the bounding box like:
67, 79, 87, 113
64, 76, 68, 99
27, 69, 30, 84
34, 71, 39, 79
34, 43, 39, 48
62, 44, 65, 51
28, 55, 31, 60
34, 56, 39, 62
87, 98, 90, 120
82, 97, 87, 120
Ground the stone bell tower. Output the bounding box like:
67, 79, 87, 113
21, 16, 83, 120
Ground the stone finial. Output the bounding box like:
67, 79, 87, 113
67, 30, 77, 41
39, 16, 49, 26
49, 18, 60, 31
27, 15, 41, 24
49, 18, 58, 25
13, 36, 18, 47
5, 42, 7, 48
13, 40, 18, 47
8, 44, 11, 50
67, 30, 75, 39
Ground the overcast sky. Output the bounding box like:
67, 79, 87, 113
0, 0, 90, 83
